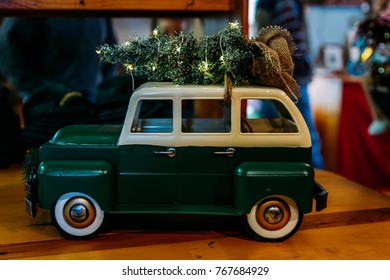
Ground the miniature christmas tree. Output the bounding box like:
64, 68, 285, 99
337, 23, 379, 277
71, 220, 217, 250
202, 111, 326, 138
97, 21, 300, 101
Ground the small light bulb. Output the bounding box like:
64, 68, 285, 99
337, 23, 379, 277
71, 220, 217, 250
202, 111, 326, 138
229, 21, 239, 29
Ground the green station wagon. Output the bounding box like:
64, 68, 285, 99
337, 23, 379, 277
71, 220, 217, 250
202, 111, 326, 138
25, 82, 327, 241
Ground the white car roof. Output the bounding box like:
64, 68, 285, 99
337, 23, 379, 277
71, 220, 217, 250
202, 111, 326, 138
119, 82, 311, 148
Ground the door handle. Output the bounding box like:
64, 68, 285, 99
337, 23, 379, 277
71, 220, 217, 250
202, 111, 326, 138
214, 148, 235, 157
153, 147, 176, 157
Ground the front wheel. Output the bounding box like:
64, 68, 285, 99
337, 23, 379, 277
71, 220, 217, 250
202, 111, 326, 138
51, 192, 106, 239
243, 196, 303, 242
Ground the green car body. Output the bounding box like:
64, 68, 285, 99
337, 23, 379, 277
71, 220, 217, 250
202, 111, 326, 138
26, 83, 327, 241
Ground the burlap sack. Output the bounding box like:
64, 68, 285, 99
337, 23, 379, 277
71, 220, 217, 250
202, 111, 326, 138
252, 26, 301, 101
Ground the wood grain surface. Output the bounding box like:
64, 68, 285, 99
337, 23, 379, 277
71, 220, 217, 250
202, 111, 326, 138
1, 165, 389, 260
0, 0, 237, 10
0, 1, 249, 39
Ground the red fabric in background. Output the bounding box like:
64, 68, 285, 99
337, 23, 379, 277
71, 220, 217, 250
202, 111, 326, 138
337, 81, 390, 192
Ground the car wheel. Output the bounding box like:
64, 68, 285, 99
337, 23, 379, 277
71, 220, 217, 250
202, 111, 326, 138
51, 192, 106, 239
243, 196, 303, 242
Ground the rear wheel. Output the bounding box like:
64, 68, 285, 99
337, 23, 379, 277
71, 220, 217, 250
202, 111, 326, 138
243, 196, 303, 242
51, 192, 106, 239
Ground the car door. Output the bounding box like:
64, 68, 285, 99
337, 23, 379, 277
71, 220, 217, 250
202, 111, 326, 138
118, 99, 177, 205
175, 98, 236, 207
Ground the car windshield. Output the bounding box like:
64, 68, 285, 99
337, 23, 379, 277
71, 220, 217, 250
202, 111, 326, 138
131, 99, 173, 133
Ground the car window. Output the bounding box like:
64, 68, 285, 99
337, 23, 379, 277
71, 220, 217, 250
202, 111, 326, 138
241, 98, 298, 133
181, 99, 231, 133
131, 99, 173, 133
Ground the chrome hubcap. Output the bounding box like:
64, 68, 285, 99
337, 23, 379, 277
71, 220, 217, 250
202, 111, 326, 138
264, 205, 284, 224
69, 204, 88, 223
63, 197, 96, 228
256, 198, 291, 231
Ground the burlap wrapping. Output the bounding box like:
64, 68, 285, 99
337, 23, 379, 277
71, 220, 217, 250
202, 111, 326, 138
251, 26, 301, 101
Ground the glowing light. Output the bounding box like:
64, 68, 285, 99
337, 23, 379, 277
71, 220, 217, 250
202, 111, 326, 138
360, 47, 373, 62
125, 64, 134, 71
229, 21, 239, 29
199, 61, 209, 73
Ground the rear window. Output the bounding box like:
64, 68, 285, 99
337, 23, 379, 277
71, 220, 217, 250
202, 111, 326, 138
242, 98, 298, 133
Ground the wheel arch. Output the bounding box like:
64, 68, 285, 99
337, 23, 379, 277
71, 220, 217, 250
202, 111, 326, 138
37, 160, 115, 211
234, 162, 315, 214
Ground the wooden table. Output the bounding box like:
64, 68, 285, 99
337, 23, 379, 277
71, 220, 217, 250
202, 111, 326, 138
0, 165, 389, 260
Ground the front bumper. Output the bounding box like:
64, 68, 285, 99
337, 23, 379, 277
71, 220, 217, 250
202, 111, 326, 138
25, 174, 38, 218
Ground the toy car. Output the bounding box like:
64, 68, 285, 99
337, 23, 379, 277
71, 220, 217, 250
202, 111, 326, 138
25, 82, 327, 241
